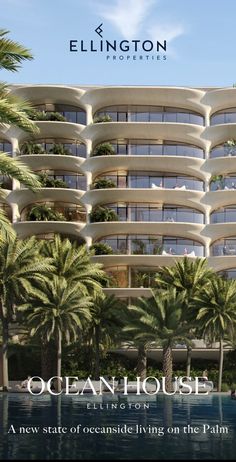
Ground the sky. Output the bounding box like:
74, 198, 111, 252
1, 0, 236, 87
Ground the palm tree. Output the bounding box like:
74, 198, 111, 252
155, 257, 215, 375
191, 277, 236, 391
122, 310, 154, 381
39, 235, 107, 379
21, 275, 92, 392
42, 234, 107, 295
0, 153, 40, 190
89, 294, 125, 378
0, 236, 52, 390
0, 29, 33, 72
129, 289, 189, 391
0, 29, 42, 236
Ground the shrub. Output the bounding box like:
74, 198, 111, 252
92, 143, 115, 157
92, 178, 116, 189
91, 242, 113, 255
28, 110, 66, 122
21, 141, 45, 155
27, 204, 66, 221
39, 173, 67, 188
48, 144, 71, 155
93, 115, 112, 123
221, 383, 230, 392
90, 206, 118, 223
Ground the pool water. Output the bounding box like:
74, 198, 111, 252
0, 393, 235, 460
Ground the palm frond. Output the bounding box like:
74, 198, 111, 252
0, 29, 33, 72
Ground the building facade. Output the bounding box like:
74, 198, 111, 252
1, 84, 236, 358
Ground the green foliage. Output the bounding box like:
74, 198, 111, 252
21, 275, 92, 344
38, 172, 67, 188
28, 109, 66, 122
92, 177, 116, 189
0, 29, 33, 72
93, 114, 112, 123
92, 143, 115, 157
21, 141, 45, 155
48, 143, 71, 155
90, 206, 118, 222
91, 242, 114, 255
0, 152, 41, 190
221, 382, 230, 392
26, 204, 66, 221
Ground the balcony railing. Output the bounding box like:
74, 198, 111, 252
94, 174, 204, 191
107, 205, 204, 224
211, 111, 236, 125
98, 236, 204, 256
211, 208, 236, 223
110, 143, 204, 158
95, 106, 204, 125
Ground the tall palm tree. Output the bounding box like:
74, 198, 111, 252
155, 257, 215, 375
129, 289, 189, 391
0, 29, 42, 236
42, 235, 107, 295
21, 275, 92, 392
0, 236, 52, 390
39, 235, 107, 379
122, 310, 154, 381
191, 277, 236, 391
89, 294, 125, 379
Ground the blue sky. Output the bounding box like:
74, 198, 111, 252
1, 0, 236, 86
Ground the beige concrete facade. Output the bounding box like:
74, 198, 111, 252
2, 84, 236, 303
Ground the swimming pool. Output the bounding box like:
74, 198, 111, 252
0, 393, 235, 460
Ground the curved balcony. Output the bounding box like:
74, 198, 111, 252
82, 189, 205, 212
210, 108, 236, 125
95, 235, 204, 256
204, 88, 236, 116
19, 139, 86, 158
18, 154, 85, 172
14, 221, 86, 239
93, 172, 204, 191
9, 189, 85, 212
83, 154, 205, 180
210, 206, 236, 224
210, 174, 236, 191
11, 85, 86, 109
107, 204, 204, 224
209, 143, 236, 159
92, 139, 204, 158
211, 237, 236, 256
82, 124, 205, 151
82, 222, 205, 243
34, 171, 87, 190
206, 125, 236, 152
32, 103, 86, 125
18, 121, 85, 144
94, 105, 204, 125
204, 190, 236, 212
85, 86, 205, 116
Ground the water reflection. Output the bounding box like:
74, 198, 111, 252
0, 393, 235, 460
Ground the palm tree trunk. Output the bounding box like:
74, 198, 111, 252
186, 346, 192, 377
94, 326, 100, 380
136, 343, 147, 381
218, 338, 224, 392
56, 330, 62, 393
1, 317, 9, 391
163, 344, 173, 392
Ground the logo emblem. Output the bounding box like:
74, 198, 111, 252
95, 23, 103, 38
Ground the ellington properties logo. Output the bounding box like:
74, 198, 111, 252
69, 23, 167, 62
